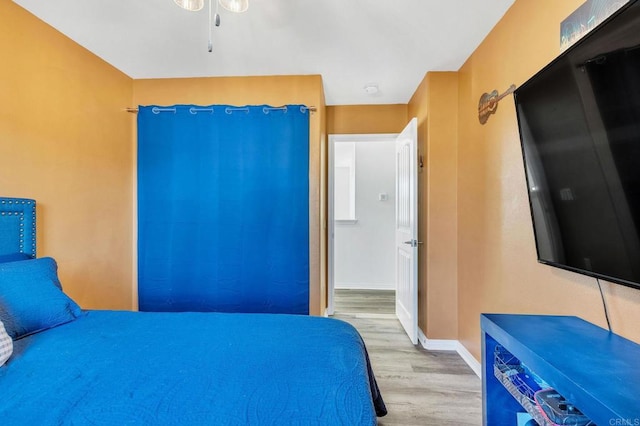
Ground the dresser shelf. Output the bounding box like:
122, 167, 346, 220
481, 314, 640, 425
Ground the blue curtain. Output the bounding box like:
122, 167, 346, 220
137, 105, 309, 314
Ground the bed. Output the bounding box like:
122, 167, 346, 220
0, 197, 386, 425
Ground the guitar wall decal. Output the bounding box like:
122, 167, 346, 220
478, 84, 516, 125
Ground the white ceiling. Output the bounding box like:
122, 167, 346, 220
13, 0, 515, 105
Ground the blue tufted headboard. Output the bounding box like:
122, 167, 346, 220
0, 198, 36, 259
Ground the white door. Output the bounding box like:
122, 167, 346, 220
395, 118, 418, 344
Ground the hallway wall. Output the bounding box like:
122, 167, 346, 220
334, 140, 396, 290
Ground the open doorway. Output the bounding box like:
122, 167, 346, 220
329, 119, 418, 344
328, 134, 397, 317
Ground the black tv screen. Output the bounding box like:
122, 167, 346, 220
514, 0, 640, 289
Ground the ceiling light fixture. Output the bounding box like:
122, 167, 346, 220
174, 0, 248, 52
218, 0, 249, 13
175, 0, 248, 13
174, 0, 204, 12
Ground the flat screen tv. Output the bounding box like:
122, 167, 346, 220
514, 0, 640, 289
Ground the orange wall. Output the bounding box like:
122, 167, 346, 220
0, 2, 134, 309
408, 73, 459, 339
456, 0, 640, 360
11, 0, 637, 349
327, 105, 408, 134
132, 76, 327, 315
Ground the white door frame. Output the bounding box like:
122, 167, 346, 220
327, 133, 398, 316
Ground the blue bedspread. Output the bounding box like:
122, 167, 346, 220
0, 311, 385, 425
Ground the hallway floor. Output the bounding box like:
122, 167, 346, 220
332, 289, 482, 426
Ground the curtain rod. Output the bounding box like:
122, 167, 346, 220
126, 106, 317, 113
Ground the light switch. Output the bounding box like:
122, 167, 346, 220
378, 193, 388, 201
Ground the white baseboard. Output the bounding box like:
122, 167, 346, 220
417, 329, 482, 378
334, 281, 395, 290
455, 342, 482, 378
418, 329, 458, 350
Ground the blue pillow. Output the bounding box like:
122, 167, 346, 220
0, 253, 33, 263
0, 254, 61, 290
0, 257, 82, 339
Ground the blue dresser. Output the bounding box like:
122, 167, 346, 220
481, 314, 640, 425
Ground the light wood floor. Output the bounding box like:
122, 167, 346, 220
332, 289, 482, 426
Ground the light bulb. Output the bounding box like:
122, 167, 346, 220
174, 0, 204, 11
218, 0, 249, 13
